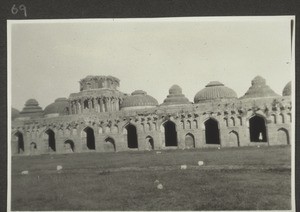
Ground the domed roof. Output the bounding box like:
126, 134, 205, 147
282, 81, 291, 96
20, 98, 43, 117
44, 98, 69, 116
121, 90, 158, 109
11, 108, 20, 120
194, 81, 237, 103
161, 85, 191, 105
240, 76, 280, 99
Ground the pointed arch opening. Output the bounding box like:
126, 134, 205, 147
126, 124, 138, 149
30, 142, 37, 154
64, 140, 75, 152
277, 128, 289, 145
13, 131, 24, 154
83, 127, 95, 150
229, 131, 240, 147
45, 129, 56, 152
185, 133, 195, 149
204, 118, 220, 144
164, 121, 177, 147
145, 136, 154, 150
249, 115, 267, 142
104, 137, 116, 152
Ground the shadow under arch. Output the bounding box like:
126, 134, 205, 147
249, 115, 267, 142
145, 135, 154, 150
82, 126, 96, 150
163, 120, 177, 147
124, 123, 138, 149
12, 131, 24, 154
64, 139, 75, 152
104, 136, 116, 152
44, 128, 56, 152
204, 118, 220, 144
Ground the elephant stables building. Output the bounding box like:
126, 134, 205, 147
11, 75, 292, 155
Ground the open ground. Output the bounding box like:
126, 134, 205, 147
11, 145, 291, 211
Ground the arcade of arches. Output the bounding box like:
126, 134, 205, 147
11, 114, 291, 155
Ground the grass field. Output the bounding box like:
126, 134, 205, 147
11, 146, 291, 211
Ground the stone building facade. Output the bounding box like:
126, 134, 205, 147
11, 75, 292, 155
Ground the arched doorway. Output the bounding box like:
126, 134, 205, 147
145, 136, 154, 150
45, 129, 56, 152
30, 142, 37, 154
104, 137, 116, 152
164, 121, 177, 146
126, 124, 138, 149
185, 133, 195, 149
204, 119, 220, 144
83, 127, 95, 150
249, 115, 267, 142
277, 128, 289, 145
64, 140, 75, 152
13, 131, 24, 154
229, 131, 240, 147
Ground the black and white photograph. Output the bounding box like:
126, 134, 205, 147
8, 16, 295, 211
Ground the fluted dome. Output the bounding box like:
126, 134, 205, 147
121, 90, 158, 109
240, 76, 280, 99
20, 98, 43, 117
161, 85, 191, 105
11, 108, 20, 120
44, 98, 69, 116
282, 81, 291, 96
194, 81, 237, 103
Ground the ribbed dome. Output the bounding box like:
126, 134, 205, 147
161, 85, 191, 105
44, 98, 69, 116
240, 76, 280, 99
194, 81, 237, 103
11, 108, 20, 120
20, 98, 43, 117
282, 81, 291, 96
121, 90, 158, 109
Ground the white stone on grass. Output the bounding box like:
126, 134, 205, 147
154, 179, 160, 184
156, 151, 162, 154
157, 183, 163, 189
21, 170, 29, 175
257, 145, 260, 148
57, 165, 63, 171
198, 161, 204, 166
180, 165, 187, 170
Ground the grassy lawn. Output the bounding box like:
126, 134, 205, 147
11, 146, 291, 211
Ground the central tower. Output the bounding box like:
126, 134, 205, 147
68, 75, 125, 114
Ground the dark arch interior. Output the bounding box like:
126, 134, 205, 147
30, 142, 37, 149
164, 121, 177, 146
64, 140, 75, 151
105, 137, 116, 150
205, 119, 220, 144
249, 116, 267, 142
127, 124, 138, 148
15, 132, 24, 153
84, 127, 95, 150
146, 136, 154, 149
46, 129, 56, 151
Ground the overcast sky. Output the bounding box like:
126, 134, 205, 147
9, 17, 293, 111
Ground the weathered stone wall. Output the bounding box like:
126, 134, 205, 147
11, 96, 292, 156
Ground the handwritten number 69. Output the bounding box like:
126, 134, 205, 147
11, 4, 27, 17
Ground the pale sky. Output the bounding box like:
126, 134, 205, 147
9, 17, 293, 111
